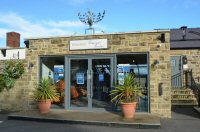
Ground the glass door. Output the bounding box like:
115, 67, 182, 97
66, 55, 114, 111
91, 59, 112, 110
69, 58, 89, 108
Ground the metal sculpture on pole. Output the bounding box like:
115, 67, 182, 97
78, 9, 105, 34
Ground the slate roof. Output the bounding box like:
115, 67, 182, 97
171, 28, 200, 49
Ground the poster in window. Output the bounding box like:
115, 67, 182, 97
99, 73, 104, 82
76, 73, 84, 84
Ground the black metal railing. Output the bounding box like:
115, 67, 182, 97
171, 72, 182, 88
184, 69, 200, 106
171, 69, 200, 106
171, 69, 194, 89
191, 76, 200, 107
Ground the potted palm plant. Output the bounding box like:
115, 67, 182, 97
110, 73, 144, 118
33, 78, 60, 113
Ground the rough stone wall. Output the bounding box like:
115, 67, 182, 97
170, 49, 200, 84
0, 60, 33, 111
0, 31, 171, 117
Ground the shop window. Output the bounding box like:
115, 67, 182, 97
40, 56, 65, 109
117, 54, 149, 112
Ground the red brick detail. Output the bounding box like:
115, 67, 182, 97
6, 32, 20, 47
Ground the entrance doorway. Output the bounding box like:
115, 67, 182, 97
171, 56, 183, 88
39, 53, 149, 112
65, 55, 114, 111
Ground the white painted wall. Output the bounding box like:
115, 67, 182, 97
0, 48, 25, 60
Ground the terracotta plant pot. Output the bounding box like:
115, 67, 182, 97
71, 86, 79, 99
59, 80, 65, 92
121, 102, 137, 118
38, 100, 51, 114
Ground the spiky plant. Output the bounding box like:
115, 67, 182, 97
110, 73, 144, 104
33, 78, 60, 102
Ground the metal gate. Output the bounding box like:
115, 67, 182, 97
171, 56, 183, 88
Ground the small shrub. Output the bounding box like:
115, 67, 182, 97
0, 60, 25, 92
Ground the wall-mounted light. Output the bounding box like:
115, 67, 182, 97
154, 60, 159, 65
1, 49, 6, 57
158, 83, 164, 96
157, 33, 165, 43
182, 56, 187, 65
29, 62, 34, 69
182, 55, 188, 70
161, 33, 165, 43
151, 60, 159, 71
24, 40, 29, 48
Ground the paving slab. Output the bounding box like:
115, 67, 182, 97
8, 110, 160, 129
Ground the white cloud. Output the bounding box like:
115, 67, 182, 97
45, 20, 84, 28
0, 13, 83, 44
0, 29, 10, 38
0, 12, 108, 47
0, 13, 80, 47
0, 13, 78, 38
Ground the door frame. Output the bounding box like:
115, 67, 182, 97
65, 54, 115, 111
39, 53, 150, 112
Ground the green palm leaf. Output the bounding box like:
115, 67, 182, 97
33, 78, 60, 102
110, 73, 145, 104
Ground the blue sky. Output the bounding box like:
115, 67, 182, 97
0, 0, 200, 47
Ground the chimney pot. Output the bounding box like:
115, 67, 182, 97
6, 32, 20, 48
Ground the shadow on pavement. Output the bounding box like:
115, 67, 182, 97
171, 106, 200, 119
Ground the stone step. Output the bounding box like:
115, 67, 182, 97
8, 110, 161, 129
171, 95, 196, 99
171, 88, 198, 106
171, 98, 197, 101
172, 94, 195, 96
172, 90, 193, 94
172, 100, 198, 105
172, 101, 198, 105
172, 93, 194, 95
172, 103, 198, 106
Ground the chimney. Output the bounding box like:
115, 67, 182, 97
6, 32, 20, 48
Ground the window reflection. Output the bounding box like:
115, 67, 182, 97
117, 54, 149, 112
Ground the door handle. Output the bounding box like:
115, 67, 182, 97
87, 70, 90, 98
90, 69, 93, 98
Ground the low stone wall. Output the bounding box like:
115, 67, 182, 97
0, 60, 36, 111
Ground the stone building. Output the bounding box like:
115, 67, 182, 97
0, 30, 172, 118
2, 27, 200, 118
170, 27, 200, 106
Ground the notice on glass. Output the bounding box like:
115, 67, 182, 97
99, 73, 104, 82
76, 73, 84, 84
